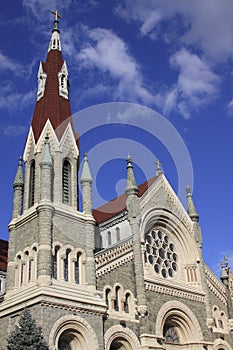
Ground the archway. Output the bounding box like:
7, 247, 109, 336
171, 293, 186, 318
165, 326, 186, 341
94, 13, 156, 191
105, 325, 141, 350
49, 315, 99, 350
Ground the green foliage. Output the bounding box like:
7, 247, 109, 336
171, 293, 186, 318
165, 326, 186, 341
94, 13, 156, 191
7, 308, 48, 350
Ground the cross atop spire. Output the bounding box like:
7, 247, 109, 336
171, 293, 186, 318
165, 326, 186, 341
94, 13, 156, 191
51, 10, 61, 21
155, 159, 163, 175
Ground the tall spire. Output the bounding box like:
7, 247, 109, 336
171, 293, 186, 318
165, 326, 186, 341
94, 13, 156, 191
31, 11, 72, 142
186, 185, 199, 222
48, 10, 62, 52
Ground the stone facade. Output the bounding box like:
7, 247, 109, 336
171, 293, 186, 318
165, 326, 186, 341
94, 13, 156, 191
0, 15, 233, 350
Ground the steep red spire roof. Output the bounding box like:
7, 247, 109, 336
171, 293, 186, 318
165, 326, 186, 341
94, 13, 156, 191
0, 239, 8, 272
31, 17, 72, 142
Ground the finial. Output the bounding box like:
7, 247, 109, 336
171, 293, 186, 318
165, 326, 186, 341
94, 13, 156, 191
221, 256, 229, 283
126, 154, 133, 168
155, 159, 163, 175
80, 153, 92, 183
125, 155, 138, 194
14, 155, 24, 188
51, 10, 61, 33
186, 185, 199, 222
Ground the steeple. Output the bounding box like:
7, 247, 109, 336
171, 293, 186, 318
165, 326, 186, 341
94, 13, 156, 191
31, 11, 72, 142
186, 185, 199, 222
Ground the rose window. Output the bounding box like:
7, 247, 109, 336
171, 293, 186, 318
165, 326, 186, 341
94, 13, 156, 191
145, 229, 178, 278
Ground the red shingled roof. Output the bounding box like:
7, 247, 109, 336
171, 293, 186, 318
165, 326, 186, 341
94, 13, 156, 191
93, 175, 158, 224
31, 49, 72, 142
0, 239, 8, 272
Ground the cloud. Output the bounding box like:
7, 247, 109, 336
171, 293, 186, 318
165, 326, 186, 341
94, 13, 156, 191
3, 125, 28, 137
0, 82, 35, 111
156, 49, 220, 118
0, 52, 24, 76
22, 0, 72, 21
116, 0, 233, 63
77, 27, 154, 104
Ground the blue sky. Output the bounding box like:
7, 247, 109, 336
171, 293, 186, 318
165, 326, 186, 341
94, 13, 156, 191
0, 0, 233, 276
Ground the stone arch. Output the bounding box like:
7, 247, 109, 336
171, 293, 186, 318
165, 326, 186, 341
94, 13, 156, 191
49, 315, 99, 350
213, 338, 232, 350
156, 300, 203, 344
105, 325, 141, 350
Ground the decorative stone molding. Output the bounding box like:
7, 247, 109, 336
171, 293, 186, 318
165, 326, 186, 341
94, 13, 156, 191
140, 176, 193, 234
98, 211, 128, 231
145, 281, 205, 303
205, 265, 227, 305
104, 324, 141, 350
155, 300, 204, 343
213, 338, 232, 350
95, 240, 133, 277
49, 314, 99, 350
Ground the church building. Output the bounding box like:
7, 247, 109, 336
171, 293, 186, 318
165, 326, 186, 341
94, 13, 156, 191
0, 13, 232, 350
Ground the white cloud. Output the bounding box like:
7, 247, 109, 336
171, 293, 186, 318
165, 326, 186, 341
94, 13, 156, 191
0, 52, 24, 75
156, 49, 220, 118
77, 27, 154, 104
0, 83, 35, 112
3, 125, 28, 137
116, 0, 233, 63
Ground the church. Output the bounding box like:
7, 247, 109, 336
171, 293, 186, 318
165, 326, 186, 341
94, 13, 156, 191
0, 12, 232, 350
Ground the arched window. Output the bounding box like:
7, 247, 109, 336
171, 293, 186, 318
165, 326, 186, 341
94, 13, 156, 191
105, 288, 111, 309
62, 159, 71, 204
163, 323, 180, 344
124, 293, 130, 313
114, 286, 120, 311
53, 246, 60, 280
29, 160, 35, 207
75, 253, 80, 284
63, 249, 71, 282
107, 231, 112, 246
116, 227, 120, 241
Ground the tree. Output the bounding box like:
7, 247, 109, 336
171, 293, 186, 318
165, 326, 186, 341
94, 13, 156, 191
7, 308, 48, 350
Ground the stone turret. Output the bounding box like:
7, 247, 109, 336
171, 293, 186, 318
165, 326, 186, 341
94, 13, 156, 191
37, 136, 54, 285
80, 153, 92, 215
12, 156, 24, 218
125, 155, 147, 317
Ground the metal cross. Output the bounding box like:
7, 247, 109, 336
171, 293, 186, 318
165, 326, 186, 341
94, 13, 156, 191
155, 159, 162, 170
51, 10, 61, 21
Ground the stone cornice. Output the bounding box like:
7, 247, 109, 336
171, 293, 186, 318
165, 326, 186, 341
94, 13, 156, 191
145, 278, 205, 303
0, 282, 106, 317
97, 211, 128, 231
205, 264, 227, 305
95, 239, 133, 277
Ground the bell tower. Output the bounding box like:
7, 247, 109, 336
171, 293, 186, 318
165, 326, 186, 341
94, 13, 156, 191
4, 12, 103, 320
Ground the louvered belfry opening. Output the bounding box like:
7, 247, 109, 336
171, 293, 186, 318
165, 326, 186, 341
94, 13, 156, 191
62, 159, 71, 204
29, 160, 35, 207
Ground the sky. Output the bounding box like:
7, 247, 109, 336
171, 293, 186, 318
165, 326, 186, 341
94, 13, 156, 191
0, 0, 233, 276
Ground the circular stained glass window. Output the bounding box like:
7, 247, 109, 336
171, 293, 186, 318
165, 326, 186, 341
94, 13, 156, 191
145, 229, 178, 278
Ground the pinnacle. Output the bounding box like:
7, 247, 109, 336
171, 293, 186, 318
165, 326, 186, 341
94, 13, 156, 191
80, 153, 92, 183
186, 186, 199, 222
13, 155, 24, 188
